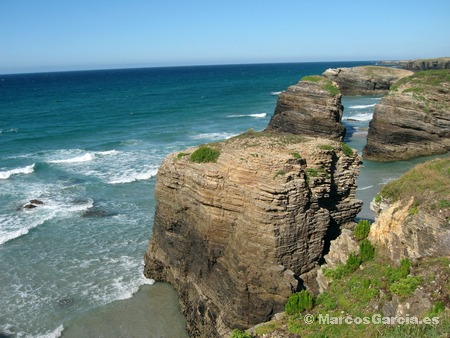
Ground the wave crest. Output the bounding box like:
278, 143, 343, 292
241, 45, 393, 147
0, 164, 35, 180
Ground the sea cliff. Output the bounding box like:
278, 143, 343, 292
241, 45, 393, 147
144, 133, 362, 337
363, 69, 450, 161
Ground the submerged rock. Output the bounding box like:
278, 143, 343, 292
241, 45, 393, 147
266, 75, 345, 141
21, 199, 44, 210
363, 70, 450, 161
322, 66, 413, 95
144, 132, 362, 337
81, 209, 115, 218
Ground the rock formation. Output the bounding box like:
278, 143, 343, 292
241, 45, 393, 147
322, 66, 413, 95
368, 158, 450, 262
144, 132, 362, 337
363, 70, 450, 161
378, 57, 450, 71
265, 76, 345, 140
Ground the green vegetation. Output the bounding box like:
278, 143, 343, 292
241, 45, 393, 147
285, 290, 315, 315
340, 142, 354, 157
353, 219, 371, 241
176, 152, 190, 159
273, 169, 286, 180
254, 254, 450, 337
318, 144, 334, 151
380, 158, 450, 212
391, 69, 450, 92
389, 276, 423, 297
374, 193, 382, 203
190, 146, 220, 163
291, 152, 302, 159
359, 239, 375, 262
301, 75, 340, 96
230, 329, 253, 338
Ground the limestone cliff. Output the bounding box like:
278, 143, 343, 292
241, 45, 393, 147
322, 66, 413, 95
363, 70, 450, 161
368, 158, 450, 262
265, 76, 345, 140
144, 132, 362, 337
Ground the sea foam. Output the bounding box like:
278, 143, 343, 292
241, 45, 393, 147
347, 103, 377, 109
0, 164, 35, 180
49, 153, 95, 164
343, 113, 373, 122
227, 113, 267, 118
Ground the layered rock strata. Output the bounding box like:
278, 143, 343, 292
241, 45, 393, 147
265, 76, 345, 140
322, 66, 413, 95
363, 70, 450, 161
144, 132, 362, 337
368, 158, 450, 262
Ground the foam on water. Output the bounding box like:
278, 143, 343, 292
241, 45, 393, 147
49, 153, 95, 164
190, 132, 236, 140
108, 167, 158, 184
357, 185, 374, 191
343, 112, 373, 122
347, 103, 377, 109
0, 163, 35, 179
271, 91, 283, 95
227, 113, 267, 118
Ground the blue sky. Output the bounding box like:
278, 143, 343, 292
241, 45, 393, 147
1, 0, 450, 73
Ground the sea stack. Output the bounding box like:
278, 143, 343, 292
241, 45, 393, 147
144, 133, 362, 337
265, 75, 345, 141
363, 70, 450, 161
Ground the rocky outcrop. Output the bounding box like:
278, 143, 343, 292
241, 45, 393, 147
368, 158, 450, 263
363, 70, 450, 161
378, 57, 450, 71
322, 66, 413, 95
144, 132, 362, 337
265, 76, 345, 141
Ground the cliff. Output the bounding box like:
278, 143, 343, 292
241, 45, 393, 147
144, 132, 362, 337
322, 66, 413, 95
265, 76, 345, 141
369, 158, 450, 261
363, 69, 450, 161
378, 57, 450, 71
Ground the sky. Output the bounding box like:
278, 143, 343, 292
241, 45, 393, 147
1, 0, 450, 74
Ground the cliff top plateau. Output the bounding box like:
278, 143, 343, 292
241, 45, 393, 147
378, 57, 450, 71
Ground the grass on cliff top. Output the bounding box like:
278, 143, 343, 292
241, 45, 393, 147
301, 75, 340, 96
227, 129, 307, 146
390, 69, 450, 92
250, 249, 450, 338
380, 158, 450, 211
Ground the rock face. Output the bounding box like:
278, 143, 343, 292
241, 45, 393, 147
144, 132, 362, 337
322, 66, 413, 95
265, 76, 345, 141
368, 158, 450, 263
363, 70, 450, 161
379, 57, 450, 71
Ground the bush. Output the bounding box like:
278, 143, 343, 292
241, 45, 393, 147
353, 219, 371, 240
386, 258, 411, 283
359, 239, 375, 262
389, 276, 423, 297
285, 290, 315, 315
190, 146, 220, 163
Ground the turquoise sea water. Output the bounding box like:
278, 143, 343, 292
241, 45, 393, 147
1, 62, 447, 337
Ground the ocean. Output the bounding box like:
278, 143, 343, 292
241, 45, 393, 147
1, 62, 447, 337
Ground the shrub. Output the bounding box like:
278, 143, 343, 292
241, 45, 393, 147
273, 169, 286, 179
353, 219, 371, 240
316, 292, 337, 310
386, 258, 411, 283
176, 152, 190, 159
346, 252, 362, 272
389, 276, 423, 297
291, 152, 302, 159
429, 301, 446, 317
319, 144, 334, 151
285, 290, 315, 315
190, 146, 220, 163
359, 239, 375, 262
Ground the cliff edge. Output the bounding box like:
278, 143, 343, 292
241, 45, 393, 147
363, 70, 450, 161
144, 132, 362, 337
